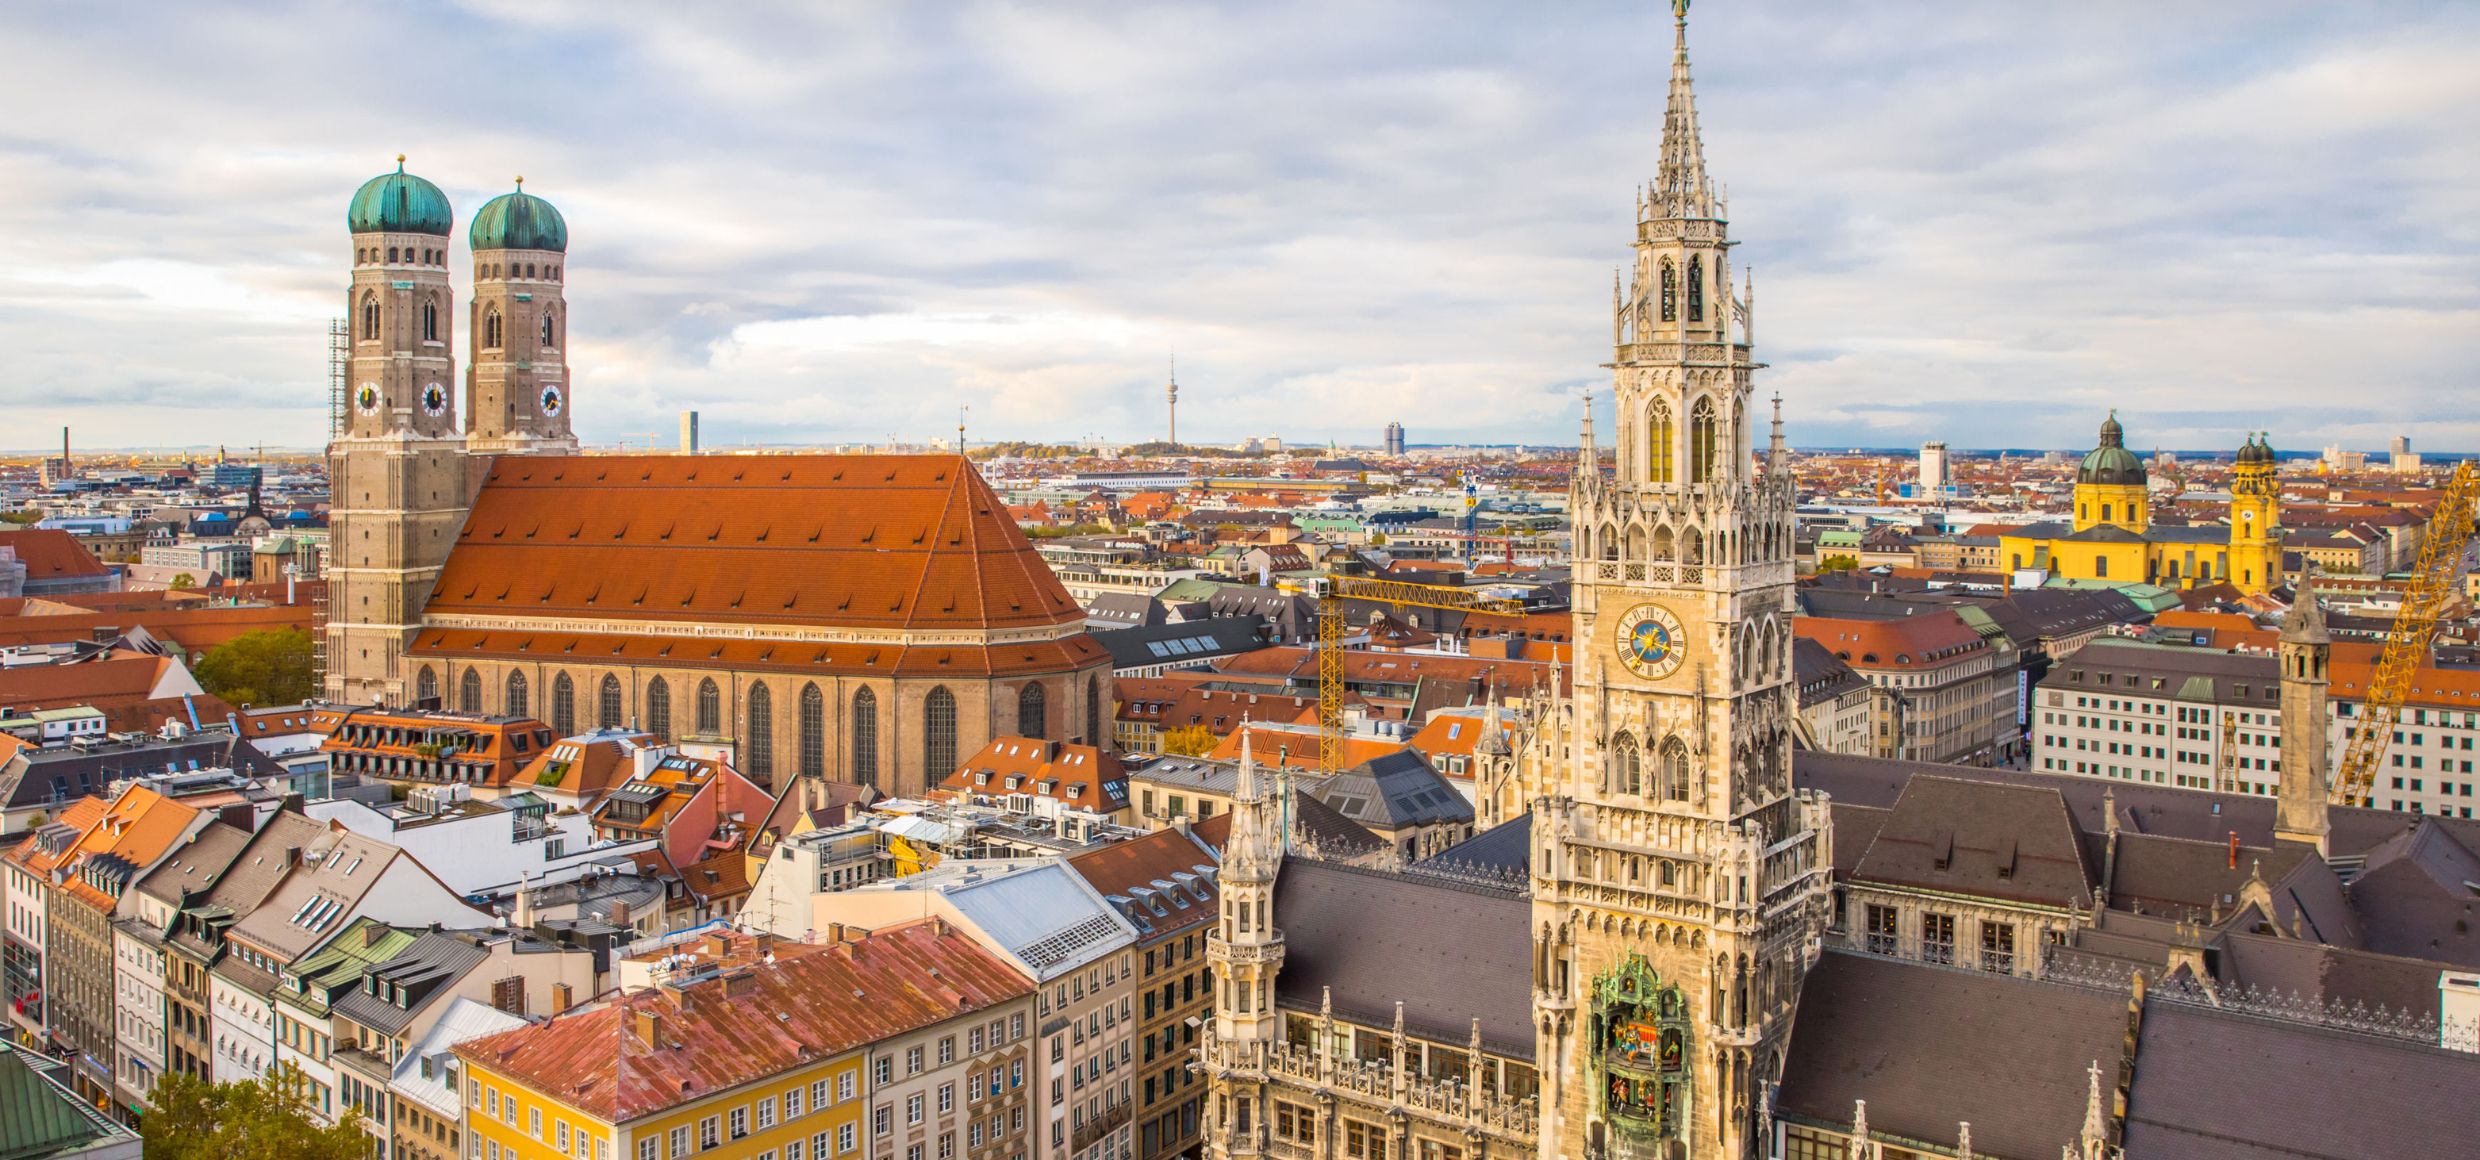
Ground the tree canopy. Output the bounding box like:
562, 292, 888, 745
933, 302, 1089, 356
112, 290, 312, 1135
1160, 725, 1218, 757
192, 627, 317, 708
142, 1070, 370, 1160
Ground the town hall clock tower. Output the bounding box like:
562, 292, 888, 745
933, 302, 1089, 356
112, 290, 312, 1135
1531, 5, 1833, 1157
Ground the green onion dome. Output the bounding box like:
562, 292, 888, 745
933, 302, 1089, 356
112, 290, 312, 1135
2077, 410, 2147, 487
469, 179, 568, 253
348, 156, 453, 236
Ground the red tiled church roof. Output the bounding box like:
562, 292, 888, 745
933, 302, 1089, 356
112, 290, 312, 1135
423, 455, 1083, 633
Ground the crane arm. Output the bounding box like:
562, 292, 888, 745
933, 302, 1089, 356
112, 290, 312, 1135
2331, 461, 2480, 807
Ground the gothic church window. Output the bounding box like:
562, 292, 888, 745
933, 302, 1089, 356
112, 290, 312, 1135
1659, 260, 1676, 322
852, 688, 880, 787
540, 310, 556, 348
1687, 255, 1704, 322
459, 669, 482, 714
1086, 675, 1101, 745
505, 671, 528, 717
799, 683, 826, 778
550, 674, 575, 736
422, 299, 439, 343
1659, 737, 1691, 802
415, 667, 439, 705
747, 684, 774, 777
360, 294, 379, 341
696, 679, 721, 735
647, 678, 671, 740
1609, 732, 1642, 795
1689, 398, 1718, 484
484, 308, 502, 351
925, 686, 959, 781
1018, 683, 1047, 739
1648, 402, 1676, 485
598, 674, 623, 730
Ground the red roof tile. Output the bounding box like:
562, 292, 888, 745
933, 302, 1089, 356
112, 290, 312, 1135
0, 530, 108, 579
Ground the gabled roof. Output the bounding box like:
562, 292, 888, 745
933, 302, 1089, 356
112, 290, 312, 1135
1269, 857, 1531, 1056
1847, 775, 2092, 910
424, 454, 1084, 632
1313, 751, 1473, 831
0, 529, 109, 579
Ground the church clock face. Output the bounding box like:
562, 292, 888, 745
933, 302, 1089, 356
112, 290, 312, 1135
355, 383, 380, 415
420, 382, 448, 417
1616, 603, 1687, 680
538, 384, 563, 418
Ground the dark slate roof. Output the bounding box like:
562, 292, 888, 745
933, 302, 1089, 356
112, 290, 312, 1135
1847, 775, 2094, 910
1094, 617, 1266, 669
1412, 813, 1530, 876
1313, 751, 1474, 831
2146, 523, 2233, 545
332, 930, 493, 1035
2344, 819, 2480, 969
1776, 951, 2126, 1160
2038, 638, 2280, 706
2061, 523, 2147, 543
0, 730, 281, 812
1792, 637, 1870, 709
1188, 788, 1387, 862
1269, 856, 1531, 1056
2121, 1002, 2480, 1159
1796, 750, 2465, 862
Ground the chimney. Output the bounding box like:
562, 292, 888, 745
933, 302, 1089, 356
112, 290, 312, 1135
632, 1008, 661, 1047
511, 872, 536, 930
753, 931, 775, 956
827, 922, 847, 945
2228, 832, 2239, 870
609, 900, 631, 927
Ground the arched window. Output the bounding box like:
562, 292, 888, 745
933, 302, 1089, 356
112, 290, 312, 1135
1017, 683, 1047, 739
646, 678, 671, 740
696, 679, 721, 735
421, 299, 438, 343
550, 674, 576, 736
799, 683, 826, 778
484, 307, 502, 350
1649, 401, 1676, 484
386, 246, 398, 263
458, 669, 482, 714
852, 688, 880, 787
360, 293, 380, 341
1660, 260, 1677, 322
1660, 737, 1691, 802
1086, 675, 1102, 745
1688, 255, 1705, 322
540, 310, 556, 348
598, 674, 623, 730
746, 684, 774, 778
1609, 732, 1642, 795
924, 687, 958, 782
415, 667, 439, 705
505, 671, 528, 717
1689, 398, 1718, 484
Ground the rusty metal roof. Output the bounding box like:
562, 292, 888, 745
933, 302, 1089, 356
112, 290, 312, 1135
455, 918, 1030, 1124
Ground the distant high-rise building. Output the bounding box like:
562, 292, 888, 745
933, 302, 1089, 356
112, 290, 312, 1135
2391, 434, 2420, 474
1918, 440, 1949, 497
681, 410, 700, 454
1384, 421, 1406, 456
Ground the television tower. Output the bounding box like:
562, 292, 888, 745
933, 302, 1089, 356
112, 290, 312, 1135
1166, 356, 1179, 447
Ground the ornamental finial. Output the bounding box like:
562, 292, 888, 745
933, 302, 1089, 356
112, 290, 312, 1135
515, 175, 525, 190
1674, 0, 1690, 23
395, 153, 406, 169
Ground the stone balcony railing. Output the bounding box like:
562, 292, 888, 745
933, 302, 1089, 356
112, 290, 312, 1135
1233, 1040, 1539, 1144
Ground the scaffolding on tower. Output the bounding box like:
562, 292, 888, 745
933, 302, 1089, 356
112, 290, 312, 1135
314, 316, 346, 690
2331, 460, 2480, 807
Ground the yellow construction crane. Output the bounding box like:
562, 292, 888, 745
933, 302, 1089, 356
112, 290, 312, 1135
1291, 575, 1529, 774
2331, 460, 2480, 807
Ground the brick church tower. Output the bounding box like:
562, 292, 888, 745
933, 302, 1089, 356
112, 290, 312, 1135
327, 159, 472, 705
465, 179, 579, 456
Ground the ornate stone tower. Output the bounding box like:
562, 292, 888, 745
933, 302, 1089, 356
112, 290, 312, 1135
2071, 412, 2150, 535
2229, 433, 2284, 595
1203, 734, 1286, 1158
2275, 573, 2332, 853
327, 158, 470, 705
465, 179, 578, 456
1533, 6, 1832, 1157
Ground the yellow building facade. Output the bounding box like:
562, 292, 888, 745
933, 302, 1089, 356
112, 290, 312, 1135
464, 1049, 869, 1160
1998, 414, 2285, 594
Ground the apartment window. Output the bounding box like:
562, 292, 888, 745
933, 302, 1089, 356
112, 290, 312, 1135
908, 1046, 925, 1075
1274, 1102, 1317, 1144
908, 1093, 926, 1126
558, 1124, 572, 1152
531, 1108, 544, 1140
1012, 1014, 1026, 1039
639, 1138, 658, 1160
787, 1087, 805, 1118
938, 1083, 954, 1114
875, 1057, 894, 1085
939, 1036, 956, 1065
839, 1072, 857, 1102
1345, 1120, 1383, 1159
875, 1105, 892, 1137
699, 1116, 721, 1151
1981, 922, 2017, 974
1864, 905, 1898, 955
787, 1143, 804, 1160
938, 1132, 955, 1160
970, 1028, 985, 1054
758, 1097, 778, 1130
670, 1126, 689, 1157
1921, 913, 1955, 965
838, 1123, 857, 1154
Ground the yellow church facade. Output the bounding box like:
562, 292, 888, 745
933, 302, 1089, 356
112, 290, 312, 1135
1998, 413, 2284, 594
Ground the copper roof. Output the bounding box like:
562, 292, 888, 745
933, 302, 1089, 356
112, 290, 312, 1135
456, 918, 1030, 1124
422, 454, 1083, 633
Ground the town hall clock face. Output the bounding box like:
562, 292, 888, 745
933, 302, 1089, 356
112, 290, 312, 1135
1616, 603, 1688, 680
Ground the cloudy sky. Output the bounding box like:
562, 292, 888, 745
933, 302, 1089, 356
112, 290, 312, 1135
1, 1, 2473, 453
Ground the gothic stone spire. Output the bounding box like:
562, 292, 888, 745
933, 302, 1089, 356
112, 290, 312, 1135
1653, 0, 1715, 220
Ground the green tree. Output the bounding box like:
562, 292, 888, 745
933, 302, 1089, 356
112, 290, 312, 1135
192, 627, 317, 708
169, 572, 198, 590
1159, 725, 1218, 757
0, 509, 42, 525
1817, 554, 1861, 573
143, 1069, 369, 1160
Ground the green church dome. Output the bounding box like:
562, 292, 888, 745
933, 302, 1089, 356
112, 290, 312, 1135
2236, 433, 2275, 467
2077, 410, 2147, 487
470, 180, 568, 253
348, 157, 453, 236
